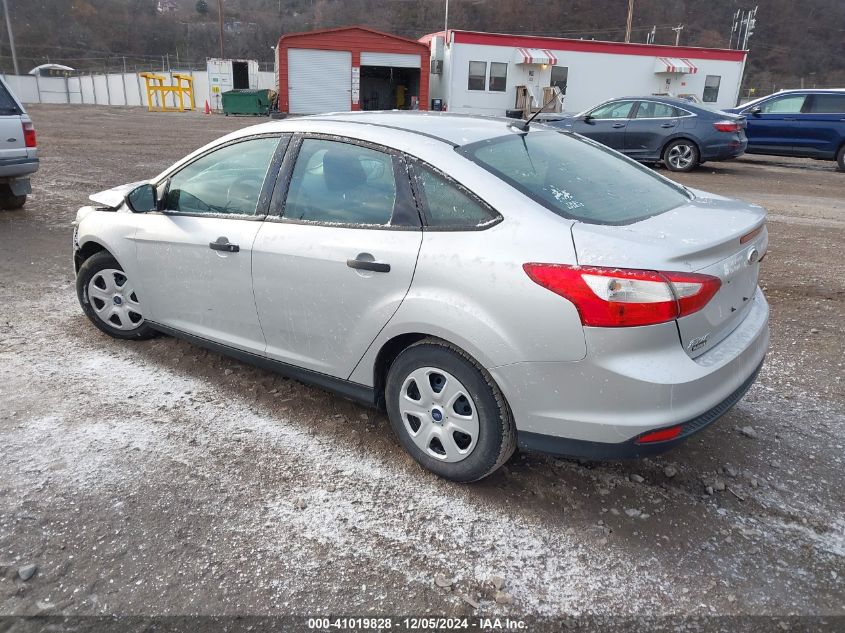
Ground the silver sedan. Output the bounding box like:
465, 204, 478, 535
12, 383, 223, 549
73, 112, 769, 482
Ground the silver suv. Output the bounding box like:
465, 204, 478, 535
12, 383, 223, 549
73, 113, 769, 482
0, 75, 38, 209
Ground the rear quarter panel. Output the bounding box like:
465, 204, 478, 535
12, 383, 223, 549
348, 146, 588, 385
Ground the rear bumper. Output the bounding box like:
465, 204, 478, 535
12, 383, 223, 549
517, 358, 763, 459
701, 137, 747, 161
490, 287, 769, 454
0, 156, 38, 176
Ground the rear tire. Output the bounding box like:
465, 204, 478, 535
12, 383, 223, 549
385, 338, 516, 482
662, 139, 700, 172
836, 145, 845, 172
0, 185, 26, 210
76, 251, 157, 340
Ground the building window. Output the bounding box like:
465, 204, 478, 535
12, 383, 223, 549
551, 66, 568, 94
468, 61, 487, 91
489, 62, 507, 92
703, 75, 721, 103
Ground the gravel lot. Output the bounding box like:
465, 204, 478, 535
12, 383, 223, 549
1, 106, 843, 628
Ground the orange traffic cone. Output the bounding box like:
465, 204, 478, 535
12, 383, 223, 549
204, 100, 211, 115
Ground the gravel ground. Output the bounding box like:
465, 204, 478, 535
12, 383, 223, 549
0, 106, 843, 629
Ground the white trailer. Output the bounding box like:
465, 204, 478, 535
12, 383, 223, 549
423, 30, 748, 116
206, 58, 260, 111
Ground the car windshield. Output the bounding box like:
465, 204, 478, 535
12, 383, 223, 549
459, 130, 690, 225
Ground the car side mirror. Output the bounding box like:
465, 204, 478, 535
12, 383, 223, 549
582, 114, 594, 124
749, 106, 762, 116
125, 183, 157, 213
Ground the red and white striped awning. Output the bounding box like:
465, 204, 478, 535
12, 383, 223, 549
654, 57, 698, 74
514, 48, 558, 65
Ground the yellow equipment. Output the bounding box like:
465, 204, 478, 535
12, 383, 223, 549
139, 72, 195, 112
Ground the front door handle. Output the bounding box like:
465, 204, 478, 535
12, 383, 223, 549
612, 122, 626, 128
347, 258, 390, 273
209, 237, 239, 253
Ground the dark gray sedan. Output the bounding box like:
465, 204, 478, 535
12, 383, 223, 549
546, 96, 747, 172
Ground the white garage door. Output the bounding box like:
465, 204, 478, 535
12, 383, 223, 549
288, 48, 351, 113
360, 52, 421, 68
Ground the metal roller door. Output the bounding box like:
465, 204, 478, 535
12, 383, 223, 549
288, 49, 351, 113
360, 52, 421, 68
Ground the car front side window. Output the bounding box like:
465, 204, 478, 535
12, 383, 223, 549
758, 95, 806, 114
283, 138, 399, 226
163, 136, 281, 216
588, 100, 635, 119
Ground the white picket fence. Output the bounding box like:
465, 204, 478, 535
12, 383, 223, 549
1, 71, 277, 109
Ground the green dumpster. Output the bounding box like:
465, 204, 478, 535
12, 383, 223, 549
221, 89, 273, 116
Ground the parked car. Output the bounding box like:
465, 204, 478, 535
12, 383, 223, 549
0, 75, 38, 209
724, 89, 845, 171
73, 113, 769, 482
546, 96, 747, 172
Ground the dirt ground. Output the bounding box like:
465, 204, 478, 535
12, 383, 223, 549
0, 106, 843, 628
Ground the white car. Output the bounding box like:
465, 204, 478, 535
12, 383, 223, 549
73, 113, 769, 481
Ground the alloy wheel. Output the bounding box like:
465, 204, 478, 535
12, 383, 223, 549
667, 143, 695, 170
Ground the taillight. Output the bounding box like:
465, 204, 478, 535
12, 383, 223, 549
523, 264, 721, 328
713, 120, 742, 133
22, 121, 36, 148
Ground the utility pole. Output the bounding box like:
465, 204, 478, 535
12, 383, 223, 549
730, 6, 758, 50
217, 0, 225, 58
624, 0, 634, 43
2, 0, 19, 75
672, 24, 684, 46
444, 0, 449, 35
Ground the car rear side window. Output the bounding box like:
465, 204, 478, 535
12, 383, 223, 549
460, 131, 689, 225
164, 137, 280, 216
0, 81, 21, 115
635, 102, 680, 118
807, 94, 845, 114
413, 165, 499, 229
284, 139, 397, 226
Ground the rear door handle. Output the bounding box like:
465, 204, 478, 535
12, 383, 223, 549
209, 237, 239, 253
347, 258, 390, 273
660, 122, 677, 128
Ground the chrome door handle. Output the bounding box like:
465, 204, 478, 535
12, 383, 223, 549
347, 258, 390, 273
612, 122, 626, 128
209, 237, 239, 253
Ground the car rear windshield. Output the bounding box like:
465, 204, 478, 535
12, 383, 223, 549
459, 130, 690, 225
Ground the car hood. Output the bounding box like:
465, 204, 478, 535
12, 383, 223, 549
88, 181, 147, 209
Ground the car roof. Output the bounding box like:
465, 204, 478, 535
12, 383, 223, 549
244, 111, 523, 148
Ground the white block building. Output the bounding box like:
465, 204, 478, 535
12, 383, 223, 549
422, 30, 747, 115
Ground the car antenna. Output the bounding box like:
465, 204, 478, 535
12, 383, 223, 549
511, 91, 560, 133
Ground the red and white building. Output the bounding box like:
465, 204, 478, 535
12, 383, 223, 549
276, 26, 430, 114
421, 30, 747, 115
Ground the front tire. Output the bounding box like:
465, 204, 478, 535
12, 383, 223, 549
385, 339, 516, 482
76, 251, 156, 340
663, 139, 700, 172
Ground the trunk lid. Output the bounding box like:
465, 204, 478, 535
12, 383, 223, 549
571, 191, 767, 357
